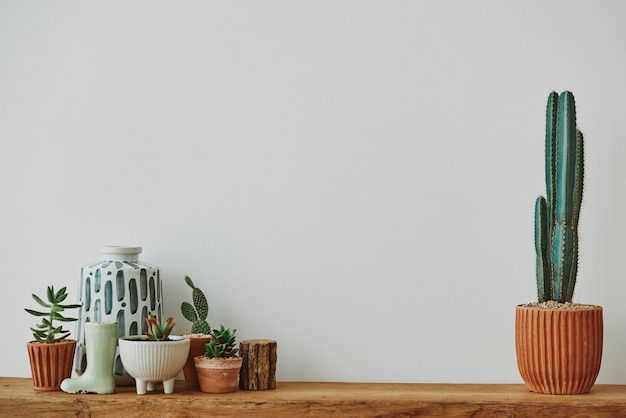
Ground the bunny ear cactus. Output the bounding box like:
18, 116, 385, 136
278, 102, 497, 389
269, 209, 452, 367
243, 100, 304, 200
535, 91, 584, 303
181, 276, 211, 334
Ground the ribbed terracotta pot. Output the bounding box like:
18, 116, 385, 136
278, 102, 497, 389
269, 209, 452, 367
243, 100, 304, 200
515, 304, 603, 395
194, 356, 243, 393
27, 339, 77, 391
181, 334, 212, 386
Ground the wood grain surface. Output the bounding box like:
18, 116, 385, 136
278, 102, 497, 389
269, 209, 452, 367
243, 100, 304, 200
1, 377, 625, 417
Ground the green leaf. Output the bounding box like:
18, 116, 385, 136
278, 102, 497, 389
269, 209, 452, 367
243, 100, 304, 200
54, 315, 78, 322
55, 288, 68, 304
24, 308, 47, 317
32, 294, 51, 309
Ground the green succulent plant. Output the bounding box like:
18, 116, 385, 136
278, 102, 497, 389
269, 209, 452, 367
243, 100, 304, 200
203, 325, 239, 358
180, 276, 211, 334
535, 91, 584, 303
25, 286, 82, 344
144, 312, 176, 341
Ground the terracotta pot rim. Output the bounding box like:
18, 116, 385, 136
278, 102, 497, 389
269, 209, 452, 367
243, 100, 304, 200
27, 339, 77, 345
181, 333, 212, 338
193, 355, 242, 362
516, 303, 602, 311
193, 356, 243, 370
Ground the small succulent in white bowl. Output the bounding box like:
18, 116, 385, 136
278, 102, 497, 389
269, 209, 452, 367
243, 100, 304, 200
118, 313, 190, 395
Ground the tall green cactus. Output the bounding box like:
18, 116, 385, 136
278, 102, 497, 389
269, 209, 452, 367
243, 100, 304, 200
535, 91, 584, 303
181, 276, 211, 334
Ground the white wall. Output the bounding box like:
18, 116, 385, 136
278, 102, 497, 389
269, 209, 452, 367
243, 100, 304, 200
1, 1, 625, 383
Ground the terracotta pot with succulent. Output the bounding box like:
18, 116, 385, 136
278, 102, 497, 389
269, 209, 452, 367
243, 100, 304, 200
194, 326, 243, 393
180, 275, 212, 386
118, 313, 190, 395
25, 285, 81, 391
516, 91, 603, 395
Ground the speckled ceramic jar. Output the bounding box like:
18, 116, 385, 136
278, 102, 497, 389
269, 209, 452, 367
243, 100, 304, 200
74, 246, 163, 384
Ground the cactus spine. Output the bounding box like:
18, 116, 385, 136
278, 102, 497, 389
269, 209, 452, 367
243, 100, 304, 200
181, 276, 211, 334
535, 91, 584, 303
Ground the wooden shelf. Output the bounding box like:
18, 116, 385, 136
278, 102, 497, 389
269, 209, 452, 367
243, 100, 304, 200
1, 377, 626, 417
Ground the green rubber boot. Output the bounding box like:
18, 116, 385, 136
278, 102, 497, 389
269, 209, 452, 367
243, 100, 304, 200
61, 322, 117, 394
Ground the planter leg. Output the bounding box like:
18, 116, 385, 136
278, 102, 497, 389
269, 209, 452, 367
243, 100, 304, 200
135, 379, 148, 395
61, 323, 117, 394
163, 378, 175, 394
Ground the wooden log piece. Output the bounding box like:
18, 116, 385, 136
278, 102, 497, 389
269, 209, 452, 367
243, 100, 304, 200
239, 339, 277, 390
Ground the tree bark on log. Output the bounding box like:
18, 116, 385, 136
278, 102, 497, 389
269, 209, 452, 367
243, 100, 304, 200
239, 339, 277, 390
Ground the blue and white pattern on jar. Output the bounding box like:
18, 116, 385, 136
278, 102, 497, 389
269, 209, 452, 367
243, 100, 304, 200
74, 246, 163, 384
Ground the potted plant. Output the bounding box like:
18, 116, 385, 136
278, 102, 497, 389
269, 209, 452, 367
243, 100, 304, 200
180, 275, 212, 386
194, 325, 243, 393
118, 313, 190, 395
25, 285, 81, 391
516, 91, 603, 395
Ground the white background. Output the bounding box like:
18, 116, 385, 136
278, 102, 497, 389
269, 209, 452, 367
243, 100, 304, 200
1, 1, 625, 383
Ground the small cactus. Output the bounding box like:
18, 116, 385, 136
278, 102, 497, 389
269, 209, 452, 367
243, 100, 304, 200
535, 91, 584, 303
180, 276, 211, 334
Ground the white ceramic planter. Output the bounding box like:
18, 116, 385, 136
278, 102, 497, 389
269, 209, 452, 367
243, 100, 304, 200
118, 335, 190, 395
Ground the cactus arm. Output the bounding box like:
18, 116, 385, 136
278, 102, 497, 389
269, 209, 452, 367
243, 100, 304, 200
565, 237, 579, 303
572, 130, 584, 227
545, 91, 559, 230
563, 130, 583, 302
192, 288, 209, 321
535, 196, 551, 302
185, 275, 195, 289
181, 301, 199, 322
550, 91, 582, 303
555, 91, 578, 226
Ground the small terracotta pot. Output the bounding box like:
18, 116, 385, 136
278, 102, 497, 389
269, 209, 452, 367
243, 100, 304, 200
194, 356, 243, 393
181, 334, 212, 386
27, 339, 77, 391
515, 304, 603, 395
